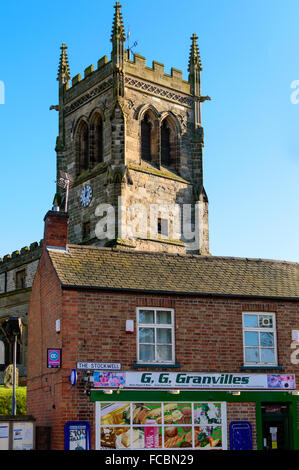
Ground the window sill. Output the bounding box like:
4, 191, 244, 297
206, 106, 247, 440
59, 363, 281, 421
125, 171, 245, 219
240, 365, 283, 371
133, 363, 181, 369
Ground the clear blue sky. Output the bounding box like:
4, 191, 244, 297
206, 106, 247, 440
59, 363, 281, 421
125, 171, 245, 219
0, 0, 298, 261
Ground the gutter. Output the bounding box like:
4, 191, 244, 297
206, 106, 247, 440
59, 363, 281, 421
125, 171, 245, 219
60, 283, 299, 302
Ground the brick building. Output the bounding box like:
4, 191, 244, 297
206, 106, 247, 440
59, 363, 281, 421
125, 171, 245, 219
27, 210, 299, 450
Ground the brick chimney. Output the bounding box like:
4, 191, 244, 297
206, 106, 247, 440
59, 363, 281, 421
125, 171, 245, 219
43, 210, 69, 250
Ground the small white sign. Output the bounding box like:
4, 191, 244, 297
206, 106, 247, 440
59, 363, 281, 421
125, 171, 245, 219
77, 362, 121, 371
292, 330, 299, 342
126, 320, 134, 332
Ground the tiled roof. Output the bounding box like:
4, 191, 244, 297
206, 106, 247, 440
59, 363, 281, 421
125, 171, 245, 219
47, 245, 299, 299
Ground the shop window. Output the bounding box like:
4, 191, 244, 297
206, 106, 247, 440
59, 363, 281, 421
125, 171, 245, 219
242, 313, 277, 366
97, 401, 227, 450
137, 308, 175, 364
16, 269, 26, 290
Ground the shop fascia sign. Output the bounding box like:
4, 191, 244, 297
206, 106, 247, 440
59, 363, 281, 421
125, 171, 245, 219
92, 371, 296, 390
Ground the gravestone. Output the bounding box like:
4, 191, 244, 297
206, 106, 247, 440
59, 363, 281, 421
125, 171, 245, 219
3, 364, 19, 388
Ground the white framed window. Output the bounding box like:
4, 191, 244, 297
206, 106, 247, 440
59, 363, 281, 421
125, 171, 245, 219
137, 307, 175, 364
242, 312, 277, 366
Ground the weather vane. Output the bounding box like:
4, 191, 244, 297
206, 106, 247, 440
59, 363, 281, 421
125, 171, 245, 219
126, 28, 137, 60
56, 171, 73, 212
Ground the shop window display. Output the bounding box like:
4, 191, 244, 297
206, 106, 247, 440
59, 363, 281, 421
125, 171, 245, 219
97, 402, 227, 450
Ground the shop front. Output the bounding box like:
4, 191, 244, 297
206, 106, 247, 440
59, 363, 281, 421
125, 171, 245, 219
89, 371, 299, 450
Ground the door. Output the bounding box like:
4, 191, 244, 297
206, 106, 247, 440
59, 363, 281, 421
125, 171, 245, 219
261, 404, 290, 450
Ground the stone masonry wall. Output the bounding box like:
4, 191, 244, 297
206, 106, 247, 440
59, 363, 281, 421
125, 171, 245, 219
57, 51, 209, 253
0, 243, 42, 382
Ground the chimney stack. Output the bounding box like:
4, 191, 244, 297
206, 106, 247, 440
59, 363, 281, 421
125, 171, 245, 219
43, 210, 69, 250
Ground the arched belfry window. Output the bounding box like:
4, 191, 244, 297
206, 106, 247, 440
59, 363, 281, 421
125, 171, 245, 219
160, 117, 178, 171
140, 110, 159, 165
90, 113, 103, 167
161, 120, 171, 166
141, 114, 152, 162
76, 121, 89, 175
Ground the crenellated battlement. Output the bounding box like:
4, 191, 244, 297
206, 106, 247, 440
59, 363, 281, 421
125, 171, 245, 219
124, 54, 190, 94
62, 56, 113, 104
0, 240, 43, 270
64, 52, 190, 99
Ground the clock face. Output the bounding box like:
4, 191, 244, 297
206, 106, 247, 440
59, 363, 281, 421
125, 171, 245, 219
80, 185, 93, 207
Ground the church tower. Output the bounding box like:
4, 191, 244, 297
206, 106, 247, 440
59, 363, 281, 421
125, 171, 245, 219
52, 2, 210, 254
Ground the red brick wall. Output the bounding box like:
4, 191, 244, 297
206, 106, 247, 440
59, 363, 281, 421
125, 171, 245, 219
27, 251, 299, 449
27, 250, 65, 448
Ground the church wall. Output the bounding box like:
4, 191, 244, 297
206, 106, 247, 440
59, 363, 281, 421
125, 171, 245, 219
0, 244, 42, 383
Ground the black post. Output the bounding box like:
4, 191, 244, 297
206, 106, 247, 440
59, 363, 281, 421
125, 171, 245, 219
11, 334, 17, 416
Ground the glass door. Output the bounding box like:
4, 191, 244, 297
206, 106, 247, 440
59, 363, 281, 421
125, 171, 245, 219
261, 404, 289, 450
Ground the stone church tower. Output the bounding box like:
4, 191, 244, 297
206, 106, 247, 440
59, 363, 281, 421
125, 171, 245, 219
53, 2, 210, 254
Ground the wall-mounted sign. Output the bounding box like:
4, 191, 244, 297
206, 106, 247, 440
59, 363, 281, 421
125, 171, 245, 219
47, 349, 62, 368
12, 422, 34, 450
92, 371, 296, 390
64, 421, 90, 450
264, 407, 283, 414
77, 362, 121, 371
69, 369, 77, 386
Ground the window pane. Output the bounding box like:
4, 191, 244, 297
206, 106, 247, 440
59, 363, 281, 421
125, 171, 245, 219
157, 345, 172, 361
139, 344, 155, 361
243, 314, 258, 328
244, 331, 258, 346
156, 328, 172, 344
260, 332, 274, 347
139, 310, 154, 324
261, 348, 275, 363
245, 347, 259, 362
156, 311, 172, 324
259, 315, 273, 328
139, 328, 154, 343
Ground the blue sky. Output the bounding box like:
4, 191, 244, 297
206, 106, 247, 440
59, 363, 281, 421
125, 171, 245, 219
0, 0, 298, 261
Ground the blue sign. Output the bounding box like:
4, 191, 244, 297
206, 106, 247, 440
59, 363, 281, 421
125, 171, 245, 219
69, 369, 77, 386
229, 421, 253, 450
64, 421, 91, 450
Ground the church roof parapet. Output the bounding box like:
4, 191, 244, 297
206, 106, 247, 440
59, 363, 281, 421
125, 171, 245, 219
0, 241, 43, 271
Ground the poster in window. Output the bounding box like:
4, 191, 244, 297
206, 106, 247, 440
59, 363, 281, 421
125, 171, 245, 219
64, 421, 90, 450
97, 401, 227, 450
